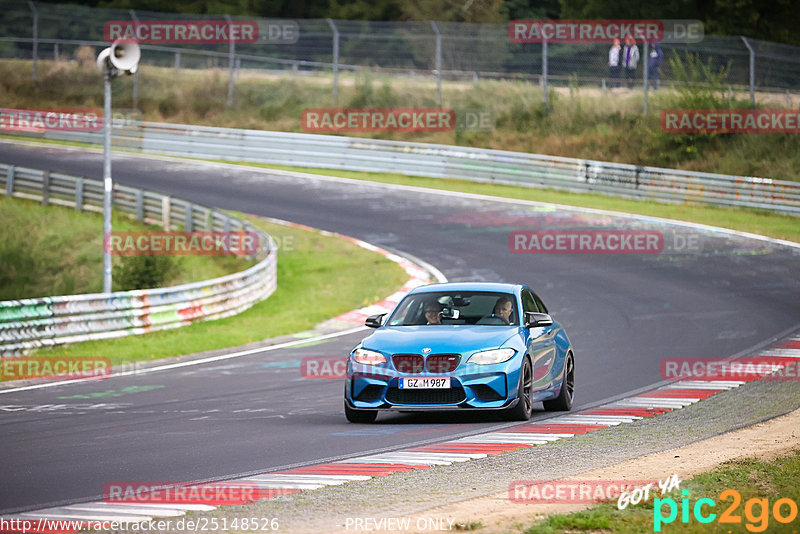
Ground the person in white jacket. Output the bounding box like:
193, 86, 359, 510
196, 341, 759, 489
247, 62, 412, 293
622, 36, 640, 89
608, 38, 622, 88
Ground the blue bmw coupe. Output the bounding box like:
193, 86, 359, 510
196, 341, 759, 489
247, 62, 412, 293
344, 282, 575, 423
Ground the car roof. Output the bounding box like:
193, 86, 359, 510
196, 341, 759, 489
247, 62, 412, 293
409, 282, 523, 294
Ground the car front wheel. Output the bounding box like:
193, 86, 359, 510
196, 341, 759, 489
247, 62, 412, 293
506, 356, 533, 421
543, 352, 574, 411
344, 400, 378, 423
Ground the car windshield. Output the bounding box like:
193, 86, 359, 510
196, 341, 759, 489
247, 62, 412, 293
387, 291, 519, 326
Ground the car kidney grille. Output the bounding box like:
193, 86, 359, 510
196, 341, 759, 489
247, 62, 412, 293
385, 386, 466, 405
393, 354, 424, 373
426, 354, 460, 373
392, 354, 460, 374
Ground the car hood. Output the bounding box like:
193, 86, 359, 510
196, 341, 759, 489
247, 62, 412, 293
360, 326, 518, 355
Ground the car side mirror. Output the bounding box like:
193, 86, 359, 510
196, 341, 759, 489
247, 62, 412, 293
525, 312, 553, 328
365, 313, 386, 328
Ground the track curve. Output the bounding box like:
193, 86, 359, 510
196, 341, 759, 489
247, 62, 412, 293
1, 141, 798, 514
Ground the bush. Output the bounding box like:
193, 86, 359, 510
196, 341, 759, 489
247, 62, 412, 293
649, 52, 741, 163
113, 255, 177, 291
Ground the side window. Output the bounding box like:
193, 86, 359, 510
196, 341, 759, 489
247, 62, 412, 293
521, 291, 538, 314
533, 293, 548, 314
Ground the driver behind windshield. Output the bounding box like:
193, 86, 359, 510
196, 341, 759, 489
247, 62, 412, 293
492, 295, 514, 324
423, 300, 443, 325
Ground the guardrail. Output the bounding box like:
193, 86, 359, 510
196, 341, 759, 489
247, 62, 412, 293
18, 121, 800, 216
0, 163, 277, 356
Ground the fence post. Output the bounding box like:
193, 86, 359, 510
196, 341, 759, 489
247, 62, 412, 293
430, 21, 442, 106
162, 196, 171, 230
326, 19, 339, 105
129, 10, 140, 105
542, 40, 548, 105
75, 178, 84, 211
643, 41, 649, 114
27, 0, 38, 81
225, 14, 235, 107
174, 51, 181, 72
740, 36, 755, 108
185, 203, 193, 232
135, 189, 144, 221
41, 170, 50, 205
6, 166, 14, 196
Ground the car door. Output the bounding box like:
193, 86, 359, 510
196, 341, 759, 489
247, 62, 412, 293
522, 289, 558, 391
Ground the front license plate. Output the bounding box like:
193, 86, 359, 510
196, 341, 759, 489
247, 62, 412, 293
399, 377, 451, 389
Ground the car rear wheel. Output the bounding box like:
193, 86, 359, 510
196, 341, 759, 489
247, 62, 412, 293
344, 401, 378, 423
506, 357, 533, 421
543, 352, 574, 411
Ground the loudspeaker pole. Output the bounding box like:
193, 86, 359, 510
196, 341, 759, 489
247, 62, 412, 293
102, 68, 113, 294
97, 40, 140, 294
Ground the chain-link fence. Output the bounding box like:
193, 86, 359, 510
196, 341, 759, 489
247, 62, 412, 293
1, 1, 799, 110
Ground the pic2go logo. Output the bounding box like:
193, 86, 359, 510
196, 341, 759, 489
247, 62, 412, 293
654, 489, 798, 532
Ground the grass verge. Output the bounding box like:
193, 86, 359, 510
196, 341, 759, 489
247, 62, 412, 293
0, 195, 249, 300
2, 56, 799, 181
33, 214, 408, 366
528, 448, 800, 533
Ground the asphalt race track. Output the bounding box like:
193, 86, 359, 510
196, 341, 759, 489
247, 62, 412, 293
1, 142, 799, 514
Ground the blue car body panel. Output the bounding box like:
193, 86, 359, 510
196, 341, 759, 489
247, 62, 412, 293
344, 282, 574, 412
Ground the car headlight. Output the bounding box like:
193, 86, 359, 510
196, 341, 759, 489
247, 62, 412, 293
352, 348, 386, 365
468, 348, 516, 365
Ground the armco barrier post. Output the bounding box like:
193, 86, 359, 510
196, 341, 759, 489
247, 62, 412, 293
6, 166, 15, 196
41, 170, 50, 205
75, 178, 84, 211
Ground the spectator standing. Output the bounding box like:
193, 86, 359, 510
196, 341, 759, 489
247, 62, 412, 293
608, 38, 622, 88
622, 36, 640, 89
648, 42, 664, 90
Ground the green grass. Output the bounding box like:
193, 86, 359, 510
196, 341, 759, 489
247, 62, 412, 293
526, 449, 800, 533
34, 215, 408, 366
238, 162, 800, 245
2, 56, 799, 181
0, 195, 248, 299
